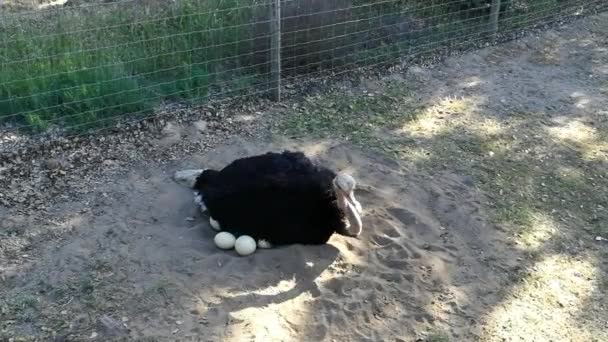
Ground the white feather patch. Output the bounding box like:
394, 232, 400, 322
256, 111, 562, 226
193, 192, 207, 212
209, 217, 221, 231
257, 239, 272, 249
174, 169, 204, 188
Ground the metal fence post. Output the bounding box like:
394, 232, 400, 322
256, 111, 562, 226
270, 0, 281, 101
489, 0, 502, 36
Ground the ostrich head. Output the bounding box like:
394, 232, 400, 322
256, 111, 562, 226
332, 173, 363, 237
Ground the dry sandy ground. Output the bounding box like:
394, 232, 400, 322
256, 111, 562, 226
4, 136, 512, 341
1, 11, 607, 342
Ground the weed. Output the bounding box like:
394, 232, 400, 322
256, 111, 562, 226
0, 0, 260, 132
0, 294, 39, 322
426, 329, 450, 342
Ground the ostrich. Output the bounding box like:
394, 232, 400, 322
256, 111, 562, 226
183, 150, 363, 251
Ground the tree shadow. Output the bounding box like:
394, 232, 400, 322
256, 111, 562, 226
271, 13, 608, 339
361, 21, 608, 339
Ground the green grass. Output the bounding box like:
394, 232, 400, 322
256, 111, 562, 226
0, 0, 261, 132
426, 329, 450, 342
0, 294, 39, 323
278, 81, 417, 147
0, 0, 586, 133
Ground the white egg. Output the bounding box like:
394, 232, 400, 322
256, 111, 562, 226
234, 235, 257, 256
209, 217, 221, 231
214, 232, 236, 250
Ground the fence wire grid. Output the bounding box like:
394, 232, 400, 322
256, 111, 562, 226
0, 0, 603, 136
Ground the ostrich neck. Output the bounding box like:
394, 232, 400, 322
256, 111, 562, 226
336, 189, 363, 237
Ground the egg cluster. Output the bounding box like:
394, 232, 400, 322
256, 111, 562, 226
213, 230, 257, 256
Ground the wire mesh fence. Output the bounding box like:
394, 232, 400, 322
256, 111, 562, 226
0, 0, 604, 137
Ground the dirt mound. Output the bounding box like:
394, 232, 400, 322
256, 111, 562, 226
2, 137, 518, 340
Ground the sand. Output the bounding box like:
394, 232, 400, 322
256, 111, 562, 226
4, 137, 519, 341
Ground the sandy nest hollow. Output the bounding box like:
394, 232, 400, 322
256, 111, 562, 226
63, 137, 509, 340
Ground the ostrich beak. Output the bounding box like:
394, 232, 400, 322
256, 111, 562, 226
343, 193, 363, 237
333, 173, 363, 237
348, 191, 363, 215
